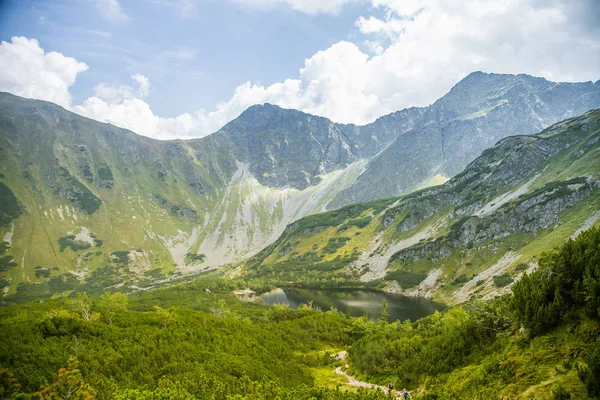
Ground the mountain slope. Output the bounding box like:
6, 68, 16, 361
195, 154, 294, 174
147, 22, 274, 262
1, 71, 599, 301
0, 92, 422, 300
244, 109, 600, 304
329, 72, 600, 208
211, 103, 424, 189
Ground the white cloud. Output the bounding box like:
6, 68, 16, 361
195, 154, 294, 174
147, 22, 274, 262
75, 97, 198, 139
92, 74, 150, 104
356, 16, 406, 36
95, 0, 129, 21
74, 41, 382, 139
75, 75, 205, 139
371, 0, 425, 17
2, 0, 599, 140
0, 36, 88, 109
208, 0, 600, 128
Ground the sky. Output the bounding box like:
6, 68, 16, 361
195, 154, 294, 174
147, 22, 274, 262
0, 0, 599, 140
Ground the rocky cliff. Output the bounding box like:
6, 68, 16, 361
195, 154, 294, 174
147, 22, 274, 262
329, 72, 600, 208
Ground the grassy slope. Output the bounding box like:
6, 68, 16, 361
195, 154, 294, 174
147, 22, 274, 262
0, 96, 228, 299
0, 94, 368, 302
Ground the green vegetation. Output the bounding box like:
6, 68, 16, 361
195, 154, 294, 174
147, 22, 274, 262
294, 198, 395, 232
512, 226, 600, 336
337, 217, 372, 233
111, 251, 130, 267
514, 263, 528, 271
34, 267, 51, 279
247, 252, 360, 286
493, 272, 514, 288
385, 270, 427, 288
322, 237, 351, 254
97, 165, 114, 189
0, 255, 17, 272
0, 182, 21, 226
1, 228, 600, 398
516, 177, 589, 206
185, 252, 205, 263
14, 275, 80, 302
0, 278, 9, 290
0, 280, 390, 400
346, 227, 600, 399
55, 166, 102, 214
58, 236, 92, 252
81, 163, 93, 182
152, 194, 198, 219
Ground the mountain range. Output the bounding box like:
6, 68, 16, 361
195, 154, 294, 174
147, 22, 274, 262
0, 71, 599, 301
245, 108, 600, 304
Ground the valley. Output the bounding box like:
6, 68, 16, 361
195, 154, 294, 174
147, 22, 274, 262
2, 1, 600, 398
1, 226, 599, 398
0, 74, 599, 400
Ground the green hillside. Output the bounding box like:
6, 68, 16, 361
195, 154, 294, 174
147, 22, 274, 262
1, 74, 599, 303
0, 92, 233, 300
0, 226, 598, 399
0, 93, 373, 302
244, 109, 600, 304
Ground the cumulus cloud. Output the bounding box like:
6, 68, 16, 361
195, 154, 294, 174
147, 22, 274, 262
0, 37, 88, 108
74, 42, 381, 138
214, 0, 600, 127
92, 74, 150, 104
2, 0, 599, 140
371, 0, 425, 17
75, 97, 198, 139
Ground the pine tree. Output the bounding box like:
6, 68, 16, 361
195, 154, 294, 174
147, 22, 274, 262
35, 357, 96, 400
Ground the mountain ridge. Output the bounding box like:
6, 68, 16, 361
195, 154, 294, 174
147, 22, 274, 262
1, 71, 600, 301
328, 71, 600, 208
243, 108, 600, 304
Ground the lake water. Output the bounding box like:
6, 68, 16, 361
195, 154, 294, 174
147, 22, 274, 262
258, 288, 445, 322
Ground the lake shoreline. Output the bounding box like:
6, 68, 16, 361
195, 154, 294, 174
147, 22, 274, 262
235, 286, 446, 322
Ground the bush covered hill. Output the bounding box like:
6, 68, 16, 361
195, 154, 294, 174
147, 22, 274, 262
1, 72, 600, 302
243, 109, 600, 304
0, 226, 599, 399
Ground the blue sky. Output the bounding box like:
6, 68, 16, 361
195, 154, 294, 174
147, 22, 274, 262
0, 0, 598, 139
0, 0, 371, 116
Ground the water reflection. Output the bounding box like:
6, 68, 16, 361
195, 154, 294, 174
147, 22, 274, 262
258, 288, 444, 322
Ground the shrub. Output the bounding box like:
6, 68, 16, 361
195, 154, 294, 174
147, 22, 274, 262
58, 236, 91, 252
386, 270, 427, 288
493, 273, 513, 288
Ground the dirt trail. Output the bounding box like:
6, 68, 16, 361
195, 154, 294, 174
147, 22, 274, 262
332, 351, 403, 398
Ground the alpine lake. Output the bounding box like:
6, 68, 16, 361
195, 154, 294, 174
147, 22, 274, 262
240, 288, 445, 322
